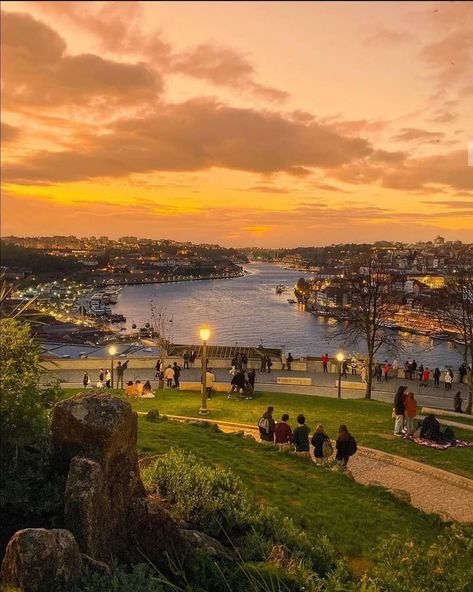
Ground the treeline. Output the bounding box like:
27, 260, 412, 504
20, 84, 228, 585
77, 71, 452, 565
0, 243, 82, 274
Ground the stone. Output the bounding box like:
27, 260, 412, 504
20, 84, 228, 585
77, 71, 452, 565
64, 457, 111, 562
126, 497, 188, 570
181, 530, 229, 559
51, 392, 147, 562
0, 528, 83, 592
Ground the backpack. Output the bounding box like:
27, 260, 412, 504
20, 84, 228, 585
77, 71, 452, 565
347, 437, 357, 456
258, 416, 269, 433
322, 438, 333, 458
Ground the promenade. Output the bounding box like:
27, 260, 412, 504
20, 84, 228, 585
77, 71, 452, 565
51, 365, 469, 412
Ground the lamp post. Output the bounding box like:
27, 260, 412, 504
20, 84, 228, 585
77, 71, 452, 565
199, 327, 211, 415
336, 352, 344, 399
109, 346, 117, 389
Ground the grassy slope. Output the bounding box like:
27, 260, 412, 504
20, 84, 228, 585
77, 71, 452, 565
62, 388, 473, 478
137, 418, 446, 560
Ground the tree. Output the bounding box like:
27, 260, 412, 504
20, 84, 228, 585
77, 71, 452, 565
339, 255, 398, 399
440, 249, 473, 413
149, 300, 174, 357
0, 319, 60, 463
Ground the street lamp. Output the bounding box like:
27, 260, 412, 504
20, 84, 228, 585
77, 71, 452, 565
199, 327, 211, 415
336, 352, 344, 399
109, 345, 117, 389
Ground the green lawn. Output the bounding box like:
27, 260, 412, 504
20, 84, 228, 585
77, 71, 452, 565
62, 388, 473, 479
137, 417, 446, 562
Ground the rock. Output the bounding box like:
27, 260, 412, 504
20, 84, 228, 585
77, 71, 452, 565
126, 497, 189, 569
181, 530, 229, 559
51, 392, 146, 562
1, 528, 83, 592
81, 554, 111, 577
64, 457, 111, 562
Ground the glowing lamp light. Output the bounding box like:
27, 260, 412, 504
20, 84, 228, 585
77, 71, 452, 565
109, 346, 117, 356
199, 328, 211, 342
336, 352, 344, 362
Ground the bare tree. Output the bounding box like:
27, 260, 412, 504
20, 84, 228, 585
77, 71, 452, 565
440, 249, 473, 414
339, 254, 398, 399
149, 300, 174, 358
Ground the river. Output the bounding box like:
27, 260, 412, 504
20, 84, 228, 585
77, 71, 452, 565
113, 263, 462, 369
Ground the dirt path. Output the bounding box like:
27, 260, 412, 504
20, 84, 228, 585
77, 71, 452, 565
141, 413, 473, 523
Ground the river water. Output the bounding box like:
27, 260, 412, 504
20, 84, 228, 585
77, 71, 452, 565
113, 263, 462, 369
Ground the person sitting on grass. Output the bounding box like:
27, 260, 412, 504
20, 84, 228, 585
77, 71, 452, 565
311, 424, 331, 465
335, 425, 357, 470
274, 414, 293, 450
135, 380, 143, 397
258, 406, 276, 442
141, 380, 155, 399
125, 380, 135, 397
292, 414, 310, 453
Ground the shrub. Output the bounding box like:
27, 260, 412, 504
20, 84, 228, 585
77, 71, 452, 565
368, 524, 473, 592
145, 409, 160, 422
66, 564, 165, 592
142, 449, 336, 578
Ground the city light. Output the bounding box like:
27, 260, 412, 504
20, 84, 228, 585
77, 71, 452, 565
336, 352, 344, 362
199, 327, 211, 342
109, 346, 117, 356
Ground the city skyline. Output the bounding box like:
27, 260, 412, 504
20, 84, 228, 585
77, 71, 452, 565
1, 1, 473, 246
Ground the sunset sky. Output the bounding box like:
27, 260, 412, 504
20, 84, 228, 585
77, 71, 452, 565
1, 1, 472, 246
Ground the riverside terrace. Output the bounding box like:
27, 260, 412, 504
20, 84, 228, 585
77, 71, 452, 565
40, 343, 470, 412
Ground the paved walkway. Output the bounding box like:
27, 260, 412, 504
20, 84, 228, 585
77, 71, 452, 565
149, 414, 473, 524
51, 366, 469, 411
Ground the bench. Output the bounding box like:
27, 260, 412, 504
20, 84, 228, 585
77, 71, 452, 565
421, 407, 473, 421
334, 380, 365, 390
179, 381, 229, 392
277, 376, 312, 386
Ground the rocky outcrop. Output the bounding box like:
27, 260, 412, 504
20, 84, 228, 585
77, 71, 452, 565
51, 391, 186, 568
1, 392, 192, 590
0, 529, 83, 592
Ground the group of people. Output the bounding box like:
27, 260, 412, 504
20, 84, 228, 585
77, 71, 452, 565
228, 367, 256, 399
393, 385, 464, 438
257, 407, 357, 469
124, 380, 155, 399
82, 360, 129, 390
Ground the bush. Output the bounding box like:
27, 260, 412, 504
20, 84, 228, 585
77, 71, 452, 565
142, 449, 336, 579
367, 524, 473, 592
145, 409, 160, 422
66, 564, 166, 592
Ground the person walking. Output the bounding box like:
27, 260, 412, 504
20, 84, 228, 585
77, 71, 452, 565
183, 350, 190, 369
418, 364, 424, 381
335, 425, 357, 470
351, 357, 357, 376
260, 355, 267, 373
189, 350, 196, 367
274, 414, 293, 450
341, 359, 348, 379
322, 353, 329, 373
383, 360, 390, 382
266, 355, 273, 373
420, 367, 430, 388
444, 370, 453, 391
393, 385, 407, 436
286, 353, 293, 372
173, 362, 181, 389
375, 362, 382, 382
205, 367, 215, 399
258, 406, 275, 442
105, 369, 111, 389
360, 364, 367, 384
155, 358, 162, 377
82, 371, 90, 388
311, 424, 331, 465
99, 368, 105, 383
247, 368, 256, 391
459, 363, 467, 384
433, 367, 441, 388
411, 359, 417, 380
404, 391, 417, 436
454, 391, 463, 413
293, 414, 310, 453
164, 365, 174, 388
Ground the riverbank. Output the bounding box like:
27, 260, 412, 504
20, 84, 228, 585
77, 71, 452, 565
97, 270, 245, 288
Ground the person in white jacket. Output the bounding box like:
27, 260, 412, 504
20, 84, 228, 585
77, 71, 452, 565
164, 365, 175, 388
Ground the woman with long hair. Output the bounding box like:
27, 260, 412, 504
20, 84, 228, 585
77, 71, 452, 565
335, 424, 357, 469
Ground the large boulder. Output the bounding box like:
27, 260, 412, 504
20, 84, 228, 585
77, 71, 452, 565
0, 529, 83, 592
51, 393, 146, 562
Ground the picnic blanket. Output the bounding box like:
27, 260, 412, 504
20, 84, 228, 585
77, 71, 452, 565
404, 435, 473, 450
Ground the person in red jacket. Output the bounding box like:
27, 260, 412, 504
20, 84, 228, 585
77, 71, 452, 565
404, 392, 417, 435
322, 353, 329, 373
274, 414, 293, 450
420, 368, 430, 388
